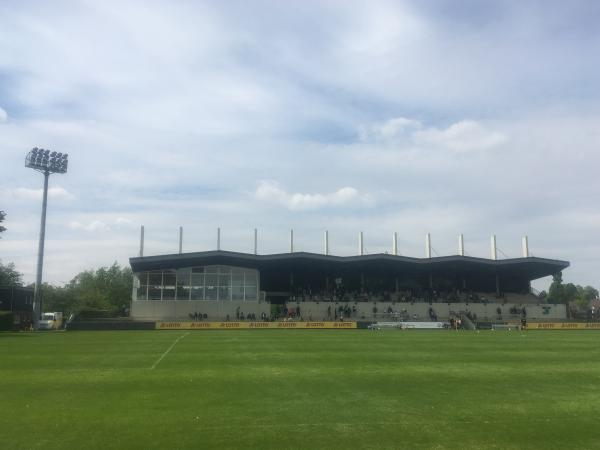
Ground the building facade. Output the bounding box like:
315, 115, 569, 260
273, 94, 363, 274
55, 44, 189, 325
129, 250, 569, 322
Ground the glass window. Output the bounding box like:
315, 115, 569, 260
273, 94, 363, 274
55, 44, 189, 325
177, 286, 191, 300
148, 286, 162, 300
163, 271, 176, 287
205, 285, 218, 300
218, 274, 230, 288
176, 269, 190, 300
177, 268, 191, 286
136, 285, 148, 300
162, 286, 175, 300
244, 272, 257, 285
148, 271, 162, 301
191, 286, 204, 300
148, 272, 162, 285
232, 271, 244, 284
137, 272, 149, 286
190, 273, 204, 287
205, 274, 218, 288
245, 286, 257, 301
136, 265, 258, 301
232, 285, 244, 300
219, 285, 230, 301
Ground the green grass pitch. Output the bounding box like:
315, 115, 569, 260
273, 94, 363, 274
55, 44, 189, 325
1, 330, 600, 449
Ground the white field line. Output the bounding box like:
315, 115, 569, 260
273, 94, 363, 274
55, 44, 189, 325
150, 332, 189, 370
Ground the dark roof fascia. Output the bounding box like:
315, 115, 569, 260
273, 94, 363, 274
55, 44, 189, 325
129, 250, 569, 271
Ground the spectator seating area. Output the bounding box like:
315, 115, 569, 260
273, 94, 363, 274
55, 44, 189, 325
286, 289, 542, 305
130, 289, 565, 322
276, 300, 566, 322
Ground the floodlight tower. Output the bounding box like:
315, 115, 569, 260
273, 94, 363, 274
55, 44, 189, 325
25, 148, 68, 329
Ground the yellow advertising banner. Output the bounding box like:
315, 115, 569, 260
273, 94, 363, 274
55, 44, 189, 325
155, 321, 357, 330
527, 322, 600, 330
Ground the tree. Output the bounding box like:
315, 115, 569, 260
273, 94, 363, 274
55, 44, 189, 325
564, 283, 578, 302
42, 283, 76, 314
575, 285, 599, 309
547, 272, 565, 304
68, 262, 133, 315
582, 286, 599, 301
0, 261, 23, 286
547, 272, 579, 304
41, 263, 133, 316
0, 210, 6, 237
547, 272, 599, 311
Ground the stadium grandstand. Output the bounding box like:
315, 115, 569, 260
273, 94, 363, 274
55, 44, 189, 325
129, 230, 569, 325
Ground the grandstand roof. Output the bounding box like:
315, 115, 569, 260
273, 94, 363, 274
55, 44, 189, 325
129, 250, 569, 281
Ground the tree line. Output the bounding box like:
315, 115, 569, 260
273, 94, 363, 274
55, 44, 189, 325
543, 272, 598, 309
0, 260, 132, 316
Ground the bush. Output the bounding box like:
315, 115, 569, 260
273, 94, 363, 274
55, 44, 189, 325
0, 311, 14, 330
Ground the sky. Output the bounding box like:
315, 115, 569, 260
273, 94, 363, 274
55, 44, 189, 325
0, 0, 599, 291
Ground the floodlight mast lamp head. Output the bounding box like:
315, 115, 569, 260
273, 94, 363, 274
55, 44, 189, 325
25, 147, 69, 329
25, 147, 69, 174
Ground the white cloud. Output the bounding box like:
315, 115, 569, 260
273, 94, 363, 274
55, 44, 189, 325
0, 106, 7, 122
68, 220, 110, 232
358, 117, 506, 152
254, 180, 369, 211
67, 217, 135, 233
414, 120, 507, 152
114, 217, 134, 227
6, 186, 74, 201
359, 117, 422, 142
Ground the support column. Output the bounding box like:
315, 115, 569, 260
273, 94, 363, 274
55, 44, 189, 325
522, 236, 529, 257
458, 234, 464, 256
324, 230, 329, 255
358, 231, 364, 256
290, 229, 294, 253
217, 227, 221, 250
178, 226, 183, 254
393, 232, 398, 256
490, 234, 497, 260
139, 225, 145, 257
425, 233, 432, 258
33, 171, 50, 326
254, 228, 258, 255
